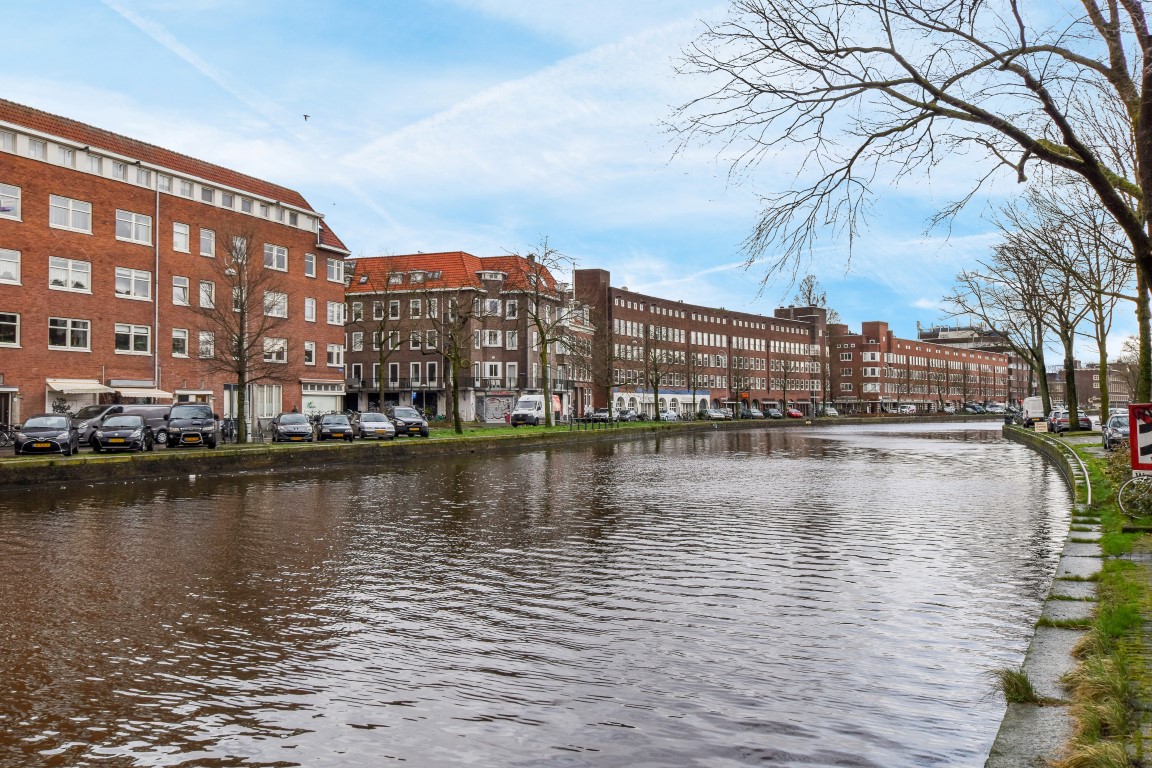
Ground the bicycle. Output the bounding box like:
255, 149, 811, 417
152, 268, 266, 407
0, 423, 16, 448
1117, 473, 1152, 516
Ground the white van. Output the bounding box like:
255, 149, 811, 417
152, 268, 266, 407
510, 395, 546, 426
1021, 396, 1045, 425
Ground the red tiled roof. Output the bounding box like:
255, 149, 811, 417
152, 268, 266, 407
346, 252, 558, 294
317, 222, 350, 254
0, 97, 313, 210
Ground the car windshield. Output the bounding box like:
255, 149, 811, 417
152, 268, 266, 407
393, 408, 421, 419
171, 405, 212, 419
514, 398, 538, 410
1109, 416, 1127, 428
361, 413, 387, 422
280, 413, 309, 425
321, 415, 349, 425
25, 416, 69, 429
103, 415, 143, 429
73, 405, 107, 421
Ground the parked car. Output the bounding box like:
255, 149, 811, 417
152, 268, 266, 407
270, 412, 315, 442
13, 414, 81, 456
702, 408, 729, 421
1103, 414, 1130, 451
1049, 409, 1093, 433
355, 411, 396, 440
390, 406, 430, 437
740, 408, 765, 419
119, 405, 172, 446
70, 403, 125, 444
316, 413, 355, 442
90, 413, 154, 452
785, 408, 804, 418
590, 408, 614, 422
942, 405, 956, 415
166, 403, 219, 448
962, 404, 983, 414
897, 404, 917, 415
985, 403, 1006, 413
658, 410, 680, 421
617, 409, 640, 422
822, 406, 839, 417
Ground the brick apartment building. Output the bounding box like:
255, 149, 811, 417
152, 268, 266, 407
1047, 362, 1131, 410
343, 252, 593, 422
0, 98, 349, 427
917, 323, 1033, 405
829, 321, 1010, 413
574, 269, 829, 416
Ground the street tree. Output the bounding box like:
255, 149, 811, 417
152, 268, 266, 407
673, 0, 1152, 300
516, 238, 573, 427
421, 288, 480, 434
193, 229, 289, 443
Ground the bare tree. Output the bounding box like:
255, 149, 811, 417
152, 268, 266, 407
422, 288, 479, 434
793, 275, 841, 323
193, 229, 288, 443
673, 0, 1152, 302
517, 238, 573, 427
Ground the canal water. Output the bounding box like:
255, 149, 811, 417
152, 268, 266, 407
0, 422, 1069, 767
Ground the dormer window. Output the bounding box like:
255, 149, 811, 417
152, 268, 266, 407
410, 272, 424, 283
388, 273, 403, 285
427, 271, 442, 279
479, 271, 504, 281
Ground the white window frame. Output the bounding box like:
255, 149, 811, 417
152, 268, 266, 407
264, 291, 288, 318
304, 297, 316, 322
326, 344, 344, 367
505, 330, 518, 350
304, 252, 316, 277
326, 301, 344, 325
172, 328, 189, 358
264, 243, 288, 271
112, 161, 127, 180
199, 331, 215, 358
263, 337, 287, 363
172, 276, 190, 306
0, 312, 19, 348
0, 131, 13, 153
48, 317, 89, 351
0, 248, 19, 284
48, 257, 91, 293
114, 323, 151, 355
115, 209, 153, 245
409, 299, 421, 319
114, 267, 152, 301
0, 182, 21, 220
506, 300, 518, 319
199, 280, 215, 309
180, 180, 193, 197
326, 258, 343, 283
484, 329, 502, 347
303, 341, 316, 366
49, 195, 92, 233
200, 228, 216, 257
28, 139, 46, 160
173, 222, 190, 253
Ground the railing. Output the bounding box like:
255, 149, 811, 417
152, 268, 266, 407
346, 375, 581, 392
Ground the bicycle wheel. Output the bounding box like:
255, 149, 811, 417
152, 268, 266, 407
1117, 477, 1152, 516
0, 430, 10, 448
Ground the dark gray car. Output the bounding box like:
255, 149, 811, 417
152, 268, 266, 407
166, 403, 219, 448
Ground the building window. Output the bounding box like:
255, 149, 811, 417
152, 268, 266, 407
326, 344, 343, 367
136, 168, 151, 186
288, 211, 299, 226
180, 180, 193, 197
0, 312, 18, 346
409, 299, 422, 319
201, 187, 215, 203
115, 210, 153, 244
199, 280, 215, 308
409, 331, 422, 350
221, 192, 234, 209
304, 253, 316, 277
28, 139, 46, 160
0, 249, 19, 284
158, 174, 172, 192
199, 331, 215, 358
0, 131, 13, 152
303, 341, 316, 365
172, 276, 190, 305
0, 183, 19, 220
111, 161, 127, 180
327, 258, 343, 283
388, 273, 403, 285
506, 300, 518, 319
48, 257, 90, 292
264, 243, 288, 271
58, 147, 75, 167
115, 267, 152, 300
389, 300, 400, 320
351, 332, 364, 352
410, 362, 422, 384
505, 330, 518, 350
327, 301, 344, 325
115, 323, 151, 354
48, 317, 90, 350
172, 328, 189, 357
259, 202, 270, 217
264, 291, 288, 318
49, 195, 92, 233
484, 330, 502, 347
200, 228, 215, 257
241, 198, 253, 213
304, 297, 316, 322
263, 337, 287, 363
173, 222, 190, 252
350, 301, 363, 321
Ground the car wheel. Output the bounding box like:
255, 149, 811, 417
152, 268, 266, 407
154, 430, 167, 446
207, 438, 217, 449
91, 439, 102, 453
62, 443, 72, 457
420, 428, 430, 438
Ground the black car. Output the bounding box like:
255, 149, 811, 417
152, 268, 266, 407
91, 414, 154, 452
270, 412, 315, 443
390, 406, 430, 437
71, 403, 125, 444
317, 413, 354, 442
13, 413, 80, 456
1103, 414, 1130, 451
355, 412, 396, 440
166, 403, 219, 448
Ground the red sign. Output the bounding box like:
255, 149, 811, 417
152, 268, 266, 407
1129, 404, 1152, 476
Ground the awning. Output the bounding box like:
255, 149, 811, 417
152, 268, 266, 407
114, 387, 173, 399
46, 378, 115, 395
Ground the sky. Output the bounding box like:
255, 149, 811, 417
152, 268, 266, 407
5, 0, 1130, 357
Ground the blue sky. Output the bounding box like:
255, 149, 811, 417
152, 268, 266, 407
7, 0, 1126, 355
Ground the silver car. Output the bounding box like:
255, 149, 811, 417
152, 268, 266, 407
356, 412, 396, 440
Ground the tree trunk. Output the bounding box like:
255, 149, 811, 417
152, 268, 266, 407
1061, 333, 1080, 430
1096, 294, 1110, 417
1138, 270, 1152, 403
449, 361, 463, 434
539, 346, 552, 428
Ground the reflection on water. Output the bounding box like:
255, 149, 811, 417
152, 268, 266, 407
0, 422, 1068, 767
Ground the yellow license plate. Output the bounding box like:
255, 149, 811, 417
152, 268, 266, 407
33, 442, 51, 448
186, 435, 201, 442
332, 432, 344, 437
291, 437, 304, 441
110, 438, 125, 443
